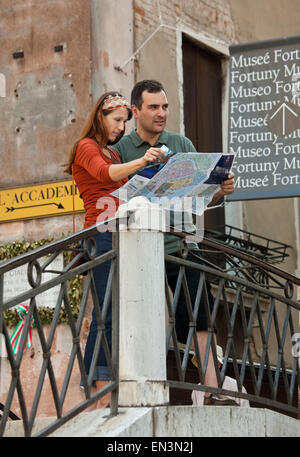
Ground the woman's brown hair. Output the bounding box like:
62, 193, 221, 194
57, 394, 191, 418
63, 91, 132, 174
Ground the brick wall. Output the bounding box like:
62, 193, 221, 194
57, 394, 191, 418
134, 0, 236, 56
132, 0, 235, 133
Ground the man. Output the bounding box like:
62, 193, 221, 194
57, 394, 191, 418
113, 80, 235, 404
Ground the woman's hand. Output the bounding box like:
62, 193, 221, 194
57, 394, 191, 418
140, 147, 166, 168
108, 148, 166, 182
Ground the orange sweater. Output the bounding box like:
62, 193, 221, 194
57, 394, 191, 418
73, 138, 128, 228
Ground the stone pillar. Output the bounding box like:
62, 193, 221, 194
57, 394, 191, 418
116, 197, 169, 406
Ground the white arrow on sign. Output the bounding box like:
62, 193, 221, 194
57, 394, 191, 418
269, 102, 298, 136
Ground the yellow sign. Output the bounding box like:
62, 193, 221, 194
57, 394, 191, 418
0, 180, 84, 223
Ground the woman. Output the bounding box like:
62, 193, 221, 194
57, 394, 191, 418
64, 91, 164, 408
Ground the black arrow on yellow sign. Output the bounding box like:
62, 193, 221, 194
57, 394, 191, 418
6, 202, 65, 212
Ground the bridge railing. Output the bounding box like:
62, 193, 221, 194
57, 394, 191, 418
1, 212, 299, 437
0, 222, 120, 437
165, 228, 300, 417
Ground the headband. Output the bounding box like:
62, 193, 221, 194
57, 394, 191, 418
102, 95, 130, 111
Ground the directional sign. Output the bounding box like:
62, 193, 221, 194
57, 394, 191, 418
228, 35, 300, 201
0, 180, 84, 223
268, 101, 300, 136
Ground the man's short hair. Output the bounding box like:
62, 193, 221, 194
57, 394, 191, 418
131, 80, 166, 109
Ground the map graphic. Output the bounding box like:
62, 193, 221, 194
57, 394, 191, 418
139, 153, 220, 198
112, 152, 234, 215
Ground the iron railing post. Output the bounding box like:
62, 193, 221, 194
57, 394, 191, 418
110, 229, 120, 416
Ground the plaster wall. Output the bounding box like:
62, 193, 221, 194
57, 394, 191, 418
0, 0, 92, 188
0, 0, 134, 243
0, 0, 91, 243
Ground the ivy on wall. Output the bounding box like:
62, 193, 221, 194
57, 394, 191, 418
1, 237, 83, 328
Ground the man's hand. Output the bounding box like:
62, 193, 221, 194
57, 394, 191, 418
210, 173, 235, 205
219, 173, 235, 197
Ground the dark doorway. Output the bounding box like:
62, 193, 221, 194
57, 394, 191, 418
182, 37, 224, 229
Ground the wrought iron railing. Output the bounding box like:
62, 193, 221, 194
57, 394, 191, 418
1, 221, 299, 437
0, 223, 120, 437
204, 224, 291, 264
165, 228, 300, 418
